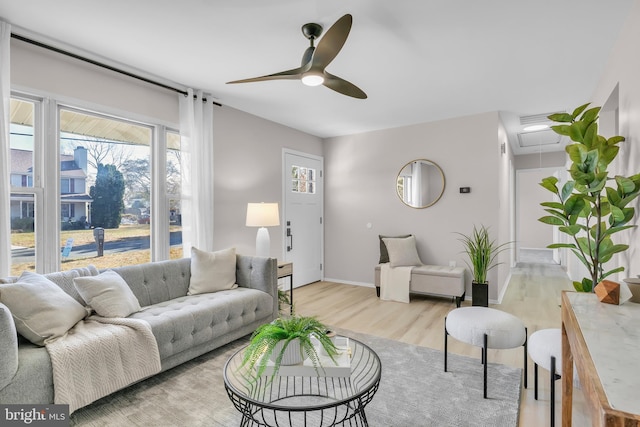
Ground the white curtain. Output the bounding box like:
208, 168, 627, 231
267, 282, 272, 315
0, 21, 11, 277
179, 89, 215, 255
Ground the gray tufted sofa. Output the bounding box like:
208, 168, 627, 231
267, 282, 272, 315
0, 254, 277, 406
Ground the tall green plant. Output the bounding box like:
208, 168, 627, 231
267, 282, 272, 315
456, 225, 509, 284
539, 103, 640, 292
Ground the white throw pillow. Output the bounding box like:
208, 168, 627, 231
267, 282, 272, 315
0, 271, 88, 345
74, 270, 141, 317
382, 236, 423, 267
188, 247, 238, 295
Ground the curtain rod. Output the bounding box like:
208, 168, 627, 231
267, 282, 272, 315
11, 33, 222, 107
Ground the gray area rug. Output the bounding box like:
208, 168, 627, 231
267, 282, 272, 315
70, 329, 522, 427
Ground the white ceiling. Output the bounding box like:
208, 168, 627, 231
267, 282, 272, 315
0, 0, 634, 154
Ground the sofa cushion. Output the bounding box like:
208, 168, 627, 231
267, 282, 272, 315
0, 302, 18, 391
74, 270, 142, 317
188, 247, 238, 295
0, 272, 88, 345
110, 258, 191, 307
382, 236, 423, 267
130, 287, 273, 360
43, 265, 99, 305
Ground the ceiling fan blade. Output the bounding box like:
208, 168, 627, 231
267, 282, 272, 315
311, 14, 352, 69
227, 66, 304, 84
323, 73, 367, 99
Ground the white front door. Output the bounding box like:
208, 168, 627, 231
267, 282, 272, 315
283, 150, 323, 287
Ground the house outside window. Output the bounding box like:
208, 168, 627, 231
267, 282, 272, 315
8, 95, 182, 276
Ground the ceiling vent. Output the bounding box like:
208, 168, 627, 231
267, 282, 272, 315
517, 129, 561, 147
519, 112, 559, 126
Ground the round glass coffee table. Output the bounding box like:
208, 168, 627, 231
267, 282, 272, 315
223, 337, 381, 427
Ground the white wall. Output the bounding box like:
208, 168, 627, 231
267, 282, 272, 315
590, 0, 640, 280
516, 168, 556, 250
323, 111, 510, 301
11, 39, 177, 125
11, 38, 325, 263
212, 106, 323, 258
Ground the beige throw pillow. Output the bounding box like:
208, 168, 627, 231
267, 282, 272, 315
0, 271, 88, 345
382, 236, 423, 267
188, 247, 238, 295
74, 270, 141, 317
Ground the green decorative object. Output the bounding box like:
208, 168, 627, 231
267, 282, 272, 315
538, 103, 640, 292
456, 225, 510, 284
240, 316, 338, 382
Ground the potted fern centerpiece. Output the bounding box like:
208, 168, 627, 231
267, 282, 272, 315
240, 316, 338, 382
457, 225, 510, 307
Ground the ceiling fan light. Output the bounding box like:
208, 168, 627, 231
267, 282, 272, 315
301, 73, 324, 87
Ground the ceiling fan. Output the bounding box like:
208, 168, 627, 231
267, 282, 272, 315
226, 14, 367, 99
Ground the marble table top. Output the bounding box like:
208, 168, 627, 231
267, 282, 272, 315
567, 292, 640, 414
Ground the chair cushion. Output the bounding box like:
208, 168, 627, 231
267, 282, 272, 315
446, 307, 526, 349
528, 328, 562, 374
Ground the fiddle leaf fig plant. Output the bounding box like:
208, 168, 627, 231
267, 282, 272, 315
538, 103, 640, 292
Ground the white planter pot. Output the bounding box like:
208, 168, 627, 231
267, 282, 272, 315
270, 339, 303, 365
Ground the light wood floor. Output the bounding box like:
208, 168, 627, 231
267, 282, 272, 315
291, 261, 589, 426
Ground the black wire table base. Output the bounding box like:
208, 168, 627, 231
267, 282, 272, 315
224, 338, 381, 427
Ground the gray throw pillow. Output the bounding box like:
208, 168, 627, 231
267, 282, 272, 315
74, 270, 141, 318
0, 271, 88, 345
379, 234, 412, 264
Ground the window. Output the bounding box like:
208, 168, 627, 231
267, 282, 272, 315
167, 130, 182, 259
9, 97, 39, 275
59, 107, 152, 270
291, 165, 316, 194
7, 93, 181, 276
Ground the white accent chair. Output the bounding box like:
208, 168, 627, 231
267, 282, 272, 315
444, 307, 527, 398
528, 328, 562, 427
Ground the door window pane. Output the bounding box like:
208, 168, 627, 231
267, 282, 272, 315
291, 165, 316, 194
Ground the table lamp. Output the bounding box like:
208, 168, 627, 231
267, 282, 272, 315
246, 202, 280, 257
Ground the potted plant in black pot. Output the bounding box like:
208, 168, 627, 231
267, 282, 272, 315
240, 316, 338, 382
457, 225, 510, 307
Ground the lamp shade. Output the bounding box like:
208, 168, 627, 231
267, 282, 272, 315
246, 203, 280, 227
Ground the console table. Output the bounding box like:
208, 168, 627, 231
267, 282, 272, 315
277, 261, 293, 314
561, 291, 640, 426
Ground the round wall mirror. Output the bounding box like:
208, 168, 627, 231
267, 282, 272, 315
396, 159, 445, 208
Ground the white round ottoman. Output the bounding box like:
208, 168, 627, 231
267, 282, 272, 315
528, 328, 562, 427
444, 307, 527, 398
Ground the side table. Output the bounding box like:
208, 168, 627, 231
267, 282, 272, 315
277, 261, 293, 314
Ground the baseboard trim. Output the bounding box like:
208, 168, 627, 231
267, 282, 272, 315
323, 278, 374, 288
